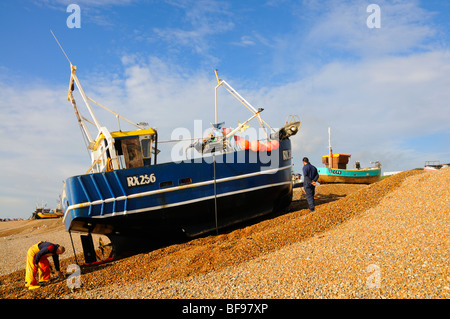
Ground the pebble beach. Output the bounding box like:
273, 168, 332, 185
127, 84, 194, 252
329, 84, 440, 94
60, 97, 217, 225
1, 168, 449, 299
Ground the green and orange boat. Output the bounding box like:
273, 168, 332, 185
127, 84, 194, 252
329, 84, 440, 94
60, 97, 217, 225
317, 128, 381, 184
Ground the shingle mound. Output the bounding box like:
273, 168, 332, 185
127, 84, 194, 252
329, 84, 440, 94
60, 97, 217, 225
2, 168, 448, 299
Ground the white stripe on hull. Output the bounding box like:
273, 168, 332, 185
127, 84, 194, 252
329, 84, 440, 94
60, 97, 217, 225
63, 165, 292, 222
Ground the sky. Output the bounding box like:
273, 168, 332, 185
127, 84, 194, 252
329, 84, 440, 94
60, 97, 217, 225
0, 0, 449, 219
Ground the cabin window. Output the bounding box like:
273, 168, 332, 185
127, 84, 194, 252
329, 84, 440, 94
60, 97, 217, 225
179, 178, 192, 185
140, 135, 153, 159
120, 137, 144, 169
159, 181, 173, 188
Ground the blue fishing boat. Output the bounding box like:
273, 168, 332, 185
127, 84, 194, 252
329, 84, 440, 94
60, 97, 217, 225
61, 65, 301, 262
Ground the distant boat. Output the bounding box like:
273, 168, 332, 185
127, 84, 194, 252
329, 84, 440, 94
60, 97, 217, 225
32, 201, 63, 219
317, 128, 381, 184
317, 161, 381, 184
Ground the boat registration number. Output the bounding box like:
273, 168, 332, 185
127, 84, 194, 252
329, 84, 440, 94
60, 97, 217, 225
330, 170, 342, 175
126, 173, 156, 188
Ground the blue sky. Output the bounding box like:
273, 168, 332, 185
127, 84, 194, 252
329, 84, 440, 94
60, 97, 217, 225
1, 0, 449, 219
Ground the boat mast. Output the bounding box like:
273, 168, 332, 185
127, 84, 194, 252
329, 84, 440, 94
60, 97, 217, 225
53, 31, 121, 172
214, 69, 220, 124
70, 66, 102, 132
214, 69, 274, 140
51, 30, 99, 145
68, 65, 100, 146
328, 126, 333, 169
67, 70, 94, 144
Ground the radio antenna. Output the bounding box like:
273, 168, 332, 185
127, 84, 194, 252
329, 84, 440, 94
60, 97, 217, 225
50, 30, 72, 65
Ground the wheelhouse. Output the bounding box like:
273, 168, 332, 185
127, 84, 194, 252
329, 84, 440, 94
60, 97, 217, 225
87, 128, 158, 174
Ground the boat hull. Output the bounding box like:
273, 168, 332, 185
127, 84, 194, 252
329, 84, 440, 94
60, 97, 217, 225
62, 139, 294, 253
317, 167, 381, 184
36, 212, 63, 219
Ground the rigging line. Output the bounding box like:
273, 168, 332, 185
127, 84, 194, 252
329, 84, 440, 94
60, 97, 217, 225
87, 97, 143, 130
50, 30, 72, 65
79, 125, 92, 159
68, 230, 79, 266
213, 154, 219, 235
81, 115, 96, 127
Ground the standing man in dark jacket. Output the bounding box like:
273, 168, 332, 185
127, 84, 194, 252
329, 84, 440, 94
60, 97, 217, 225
302, 157, 319, 212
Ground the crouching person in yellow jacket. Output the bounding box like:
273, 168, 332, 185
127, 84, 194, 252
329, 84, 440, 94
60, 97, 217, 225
25, 241, 65, 290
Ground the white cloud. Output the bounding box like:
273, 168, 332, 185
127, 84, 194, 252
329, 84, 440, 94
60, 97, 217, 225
262, 0, 439, 80
231, 35, 257, 47
153, 0, 234, 59
303, 0, 435, 56
0, 81, 91, 218
248, 50, 450, 171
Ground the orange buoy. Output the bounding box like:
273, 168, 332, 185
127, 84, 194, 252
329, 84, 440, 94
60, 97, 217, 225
240, 139, 250, 150
264, 141, 272, 152
270, 139, 279, 150
250, 140, 260, 152
259, 142, 267, 152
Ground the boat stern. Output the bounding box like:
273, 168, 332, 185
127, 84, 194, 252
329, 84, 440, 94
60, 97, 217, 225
61, 176, 92, 233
